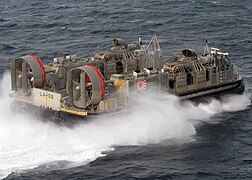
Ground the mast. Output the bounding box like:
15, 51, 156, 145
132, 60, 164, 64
203, 40, 210, 56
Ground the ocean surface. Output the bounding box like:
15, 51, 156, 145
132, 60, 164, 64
0, 0, 252, 179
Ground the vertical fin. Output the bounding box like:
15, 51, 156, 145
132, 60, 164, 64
67, 71, 73, 105
22, 61, 28, 94
80, 71, 86, 108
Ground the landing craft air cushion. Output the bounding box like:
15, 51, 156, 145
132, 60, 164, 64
9, 35, 245, 117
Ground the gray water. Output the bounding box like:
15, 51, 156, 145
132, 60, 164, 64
0, 0, 252, 179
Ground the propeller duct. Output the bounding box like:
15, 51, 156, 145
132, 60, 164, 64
11, 54, 45, 94
67, 64, 105, 109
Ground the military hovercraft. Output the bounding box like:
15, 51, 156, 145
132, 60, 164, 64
9, 35, 245, 117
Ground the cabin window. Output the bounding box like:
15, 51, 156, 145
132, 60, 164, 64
186, 73, 193, 85
169, 80, 175, 89
206, 70, 209, 81
116, 61, 124, 74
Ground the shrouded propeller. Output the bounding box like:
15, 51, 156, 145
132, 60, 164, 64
67, 64, 105, 109
11, 54, 45, 94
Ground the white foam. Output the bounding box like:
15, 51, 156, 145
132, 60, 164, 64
0, 72, 250, 179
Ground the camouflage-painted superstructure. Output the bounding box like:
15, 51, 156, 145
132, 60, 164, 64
10, 35, 244, 116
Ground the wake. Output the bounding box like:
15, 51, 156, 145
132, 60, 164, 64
0, 72, 250, 179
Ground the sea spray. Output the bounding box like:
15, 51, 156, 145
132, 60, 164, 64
0, 72, 250, 178
0, 73, 108, 179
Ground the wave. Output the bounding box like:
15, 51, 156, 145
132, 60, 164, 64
0, 44, 16, 51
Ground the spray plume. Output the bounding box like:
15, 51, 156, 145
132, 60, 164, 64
0, 72, 250, 179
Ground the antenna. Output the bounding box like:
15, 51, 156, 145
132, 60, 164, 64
138, 37, 142, 45
147, 34, 161, 52
203, 40, 210, 56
